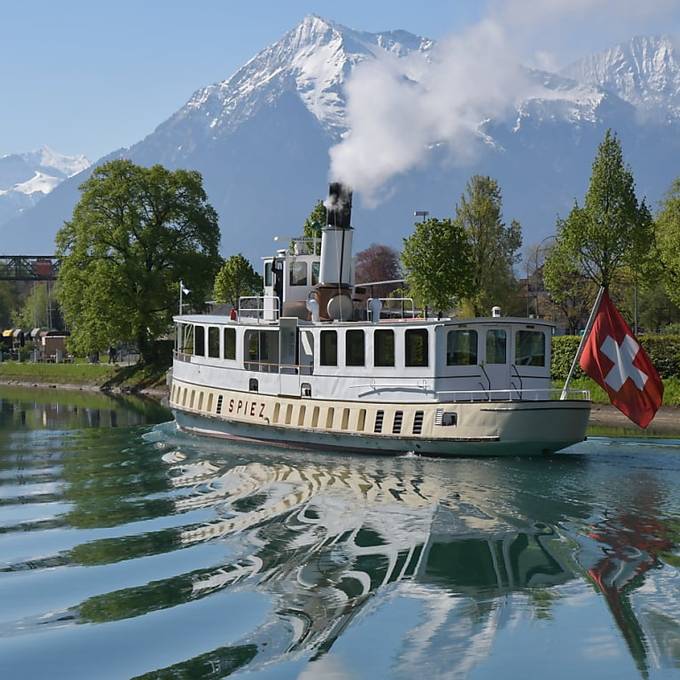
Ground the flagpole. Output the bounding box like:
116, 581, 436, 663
560, 285, 605, 400
179, 280, 184, 316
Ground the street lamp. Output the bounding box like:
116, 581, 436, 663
414, 210, 429, 222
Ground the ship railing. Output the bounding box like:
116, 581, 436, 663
238, 296, 280, 322
367, 297, 416, 320
288, 237, 322, 256
350, 384, 590, 402
243, 360, 313, 376
434, 387, 591, 402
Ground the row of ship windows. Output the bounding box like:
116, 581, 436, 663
171, 384, 428, 435
180, 326, 546, 368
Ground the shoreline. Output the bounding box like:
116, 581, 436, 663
0, 378, 167, 400
2, 378, 677, 435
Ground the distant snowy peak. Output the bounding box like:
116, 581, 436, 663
174, 15, 432, 138
561, 35, 680, 117
0, 147, 90, 225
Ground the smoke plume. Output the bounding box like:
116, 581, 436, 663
329, 0, 678, 203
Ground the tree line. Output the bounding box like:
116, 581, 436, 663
3, 127, 678, 365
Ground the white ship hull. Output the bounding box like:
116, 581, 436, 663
170, 380, 590, 457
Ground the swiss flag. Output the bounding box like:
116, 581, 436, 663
580, 291, 663, 428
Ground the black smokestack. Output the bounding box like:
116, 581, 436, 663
326, 182, 352, 229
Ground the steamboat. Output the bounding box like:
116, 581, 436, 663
169, 183, 591, 456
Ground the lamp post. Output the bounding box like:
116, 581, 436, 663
414, 210, 429, 223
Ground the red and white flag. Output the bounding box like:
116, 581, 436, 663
579, 291, 663, 428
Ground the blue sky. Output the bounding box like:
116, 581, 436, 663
1, 1, 484, 160
2, 0, 678, 161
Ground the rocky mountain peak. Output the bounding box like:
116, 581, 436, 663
561, 35, 680, 117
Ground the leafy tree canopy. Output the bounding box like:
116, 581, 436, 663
13, 283, 61, 330
0, 282, 16, 328
213, 254, 263, 308
553, 129, 654, 289
56, 160, 221, 363
656, 177, 680, 308
543, 239, 596, 334
454, 175, 522, 316
402, 217, 473, 313
302, 200, 326, 239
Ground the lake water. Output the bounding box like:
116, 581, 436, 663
1, 386, 679, 680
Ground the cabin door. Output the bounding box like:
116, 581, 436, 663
279, 317, 300, 396
482, 327, 511, 398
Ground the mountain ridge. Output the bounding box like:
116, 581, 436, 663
2, 18, 679, 259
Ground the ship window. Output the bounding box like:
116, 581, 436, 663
312, 406, 320, 427
515, 330, 546, 367
208, 326, 220, 358
264, 260, 273, 287
273, 403, 280, 423
357, 409, 366, 431
290, 261, 307, 286
320, 330, 337, 366
486, 329, 506, 364
405, 329, 428, 367
341, 408, 350, 430
298, 405, 306, 426
224, 328, 236, 360
194, 326, 205, 356
245, 330, 279, 369
311, 261, 320, 285
285, 404, 293, 425
197, 392, 204, 410
346, 330, 365, 366
249, 378, 258, 392
207, 393, 214, 412
179, 324, 193, 354
190, 390, 195, 408
374, 329, 395, 367
326, 407, 334, 429
447, 329, 478, 366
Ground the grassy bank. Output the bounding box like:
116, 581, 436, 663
558, 377, 680, 406
0, 360, 169, 393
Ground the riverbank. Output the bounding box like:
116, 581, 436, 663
0, 361, 169, 398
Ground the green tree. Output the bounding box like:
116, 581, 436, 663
454, 176, 522, 316
402, 217, 473, 313
0, 282, 16, 328
56, 160, 221, 363
213, 254, 263, 307
553, 130, 654, 289
13, 282, 60, 329
302, 200, 326, 239
543, 240, 596, 334
656, 178, 680, 308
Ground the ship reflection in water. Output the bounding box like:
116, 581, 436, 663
0, 396, 679, 679
144, 434, 680, 679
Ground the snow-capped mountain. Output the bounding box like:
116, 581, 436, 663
561, 35, 680, 120
0, 147, 89, 230
2, 19, 680, 259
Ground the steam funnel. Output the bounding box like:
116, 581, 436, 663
319, 183, 353, 287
